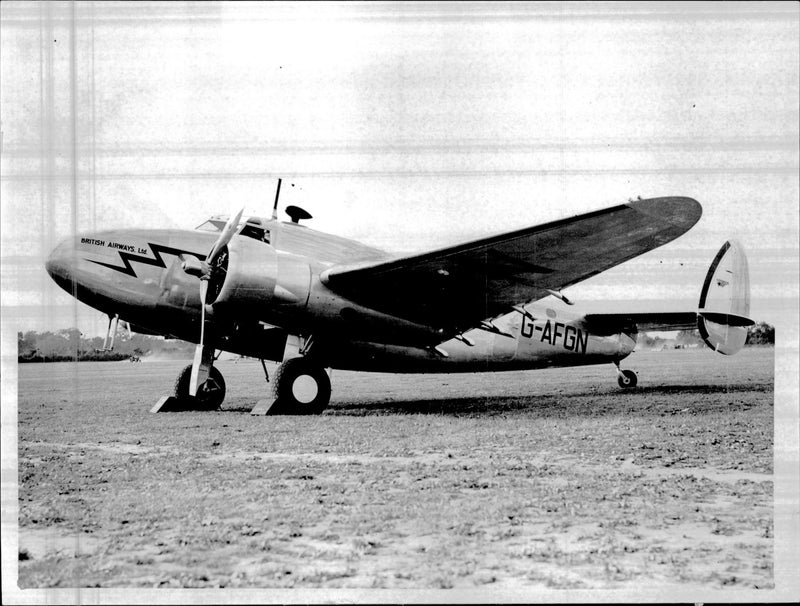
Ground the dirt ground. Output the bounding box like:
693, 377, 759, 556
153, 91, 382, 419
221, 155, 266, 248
14, 347, 774, 593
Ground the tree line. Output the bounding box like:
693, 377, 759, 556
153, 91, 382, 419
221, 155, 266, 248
17, 329, 195, 362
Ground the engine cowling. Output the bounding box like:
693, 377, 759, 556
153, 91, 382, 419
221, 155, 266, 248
212, 237, 310, 318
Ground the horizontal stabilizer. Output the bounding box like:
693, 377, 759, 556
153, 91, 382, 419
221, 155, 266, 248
582, 312, 698, 335
697, 311, 753, 328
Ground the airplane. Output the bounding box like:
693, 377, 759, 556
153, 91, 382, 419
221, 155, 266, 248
45, 181, 753, 415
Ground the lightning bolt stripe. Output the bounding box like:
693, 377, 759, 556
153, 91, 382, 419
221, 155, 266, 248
87, 243, 206, 278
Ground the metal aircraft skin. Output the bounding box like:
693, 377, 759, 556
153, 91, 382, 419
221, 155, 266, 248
45, 193, 753, 414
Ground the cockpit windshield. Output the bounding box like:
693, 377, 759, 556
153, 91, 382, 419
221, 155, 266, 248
196, 219, 226, 232
195, 216, 271, 244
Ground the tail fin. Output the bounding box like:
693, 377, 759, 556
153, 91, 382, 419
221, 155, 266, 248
697, 240, 753, 355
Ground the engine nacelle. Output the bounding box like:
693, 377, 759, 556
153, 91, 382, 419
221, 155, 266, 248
212, 237, 310, 318
213, 236, 440, 345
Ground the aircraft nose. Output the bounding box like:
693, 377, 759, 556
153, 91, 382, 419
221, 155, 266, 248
45, 239, 77, 290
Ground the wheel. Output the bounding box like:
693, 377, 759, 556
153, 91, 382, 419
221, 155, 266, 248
617, 369, 638, 389
174, 364, 226, 409
271, 357, 330, 415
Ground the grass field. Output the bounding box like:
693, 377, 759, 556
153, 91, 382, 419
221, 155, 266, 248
15, 347, 773, 591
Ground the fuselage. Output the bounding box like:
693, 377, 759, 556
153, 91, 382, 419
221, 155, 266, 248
45, 218, 636, 372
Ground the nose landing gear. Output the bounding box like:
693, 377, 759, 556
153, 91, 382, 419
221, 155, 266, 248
614, 360, 638, 389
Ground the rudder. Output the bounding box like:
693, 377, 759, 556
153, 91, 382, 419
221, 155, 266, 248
697, 240, 753, 355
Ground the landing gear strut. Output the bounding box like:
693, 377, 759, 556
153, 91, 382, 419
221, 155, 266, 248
614, 360, 638, 389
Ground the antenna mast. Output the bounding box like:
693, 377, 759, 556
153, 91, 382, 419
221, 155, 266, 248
271, 178, 282, 221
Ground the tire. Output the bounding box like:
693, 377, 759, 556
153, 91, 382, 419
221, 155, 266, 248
271, 357, 330, 415
174, 364, 226, 409
617, 369, 638, 389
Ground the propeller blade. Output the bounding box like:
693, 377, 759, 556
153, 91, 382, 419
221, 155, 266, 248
189, 280, 210, 396
188, 345, 205, 397
188, 209, 242, 398
207, 208, 244, 263
199, 279, 208, 334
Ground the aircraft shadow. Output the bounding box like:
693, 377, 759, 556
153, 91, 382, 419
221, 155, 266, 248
328, 382, 772, 417
220, 382, 771, 416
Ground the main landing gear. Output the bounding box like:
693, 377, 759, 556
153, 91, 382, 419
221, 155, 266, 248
614, 360, 638, 389
173, 363, 227, 409
151, 356, 227, 413
251, 334, 332, 415
152, 352, 332, 415
266, 357, 331, 415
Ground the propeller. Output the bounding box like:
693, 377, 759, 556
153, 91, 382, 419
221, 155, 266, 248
186, 208, 244, 396
208, 208, 244, 266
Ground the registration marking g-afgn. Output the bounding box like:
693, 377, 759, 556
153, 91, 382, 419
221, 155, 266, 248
520, 316, 588, 354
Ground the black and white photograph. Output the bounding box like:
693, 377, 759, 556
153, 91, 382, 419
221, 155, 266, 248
1, 1, 798, 603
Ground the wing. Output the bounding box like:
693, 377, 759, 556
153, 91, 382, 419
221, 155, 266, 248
321, 197, 702, 334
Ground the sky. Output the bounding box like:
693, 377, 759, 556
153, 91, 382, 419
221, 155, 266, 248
1, 1, 798, 338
